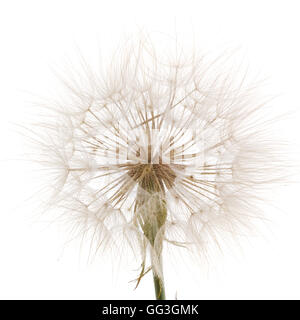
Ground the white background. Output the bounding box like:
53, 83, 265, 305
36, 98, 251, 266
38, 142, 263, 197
0, 0, 300, 299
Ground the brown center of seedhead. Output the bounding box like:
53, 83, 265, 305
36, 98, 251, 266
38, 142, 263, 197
127, 163, 177, 192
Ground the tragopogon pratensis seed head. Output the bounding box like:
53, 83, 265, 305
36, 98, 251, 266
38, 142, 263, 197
30, 34, 289, 292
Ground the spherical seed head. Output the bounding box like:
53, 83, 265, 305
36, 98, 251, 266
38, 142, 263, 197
31, 34, 290, 283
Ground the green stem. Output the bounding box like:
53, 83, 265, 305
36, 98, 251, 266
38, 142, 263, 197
153, 269, 165, 300
135, 164, 168, 300
150, 245, 165, 299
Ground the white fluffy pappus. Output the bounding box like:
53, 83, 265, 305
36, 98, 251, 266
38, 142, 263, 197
28, 34, 292, 296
